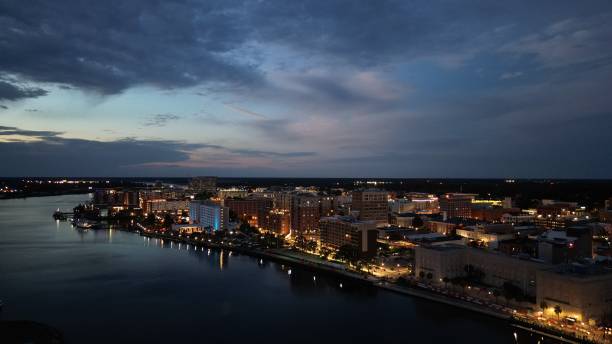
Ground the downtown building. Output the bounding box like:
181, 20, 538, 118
537, 264, 612, 324
189, 200, 229, 232
290, 193, 320, 237
414, 244, 546, 297
258, 209, 291, 235
439, 193, 477, 219
224, 196, 273, 227
351, 189, 389, 226
143, 199, 190, 214
319, 216, 378, 256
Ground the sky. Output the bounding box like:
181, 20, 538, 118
1, 0, 611, 178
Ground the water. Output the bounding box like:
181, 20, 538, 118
0, 194, 546, 343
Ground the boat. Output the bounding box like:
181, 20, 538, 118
74, 219, 95, 229
52, 209, 67, 221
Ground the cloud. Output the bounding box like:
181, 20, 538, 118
500, 71, 524, 80
0, 80, 48, 101
4, 0, 602, 97
499, 13, 612, 68
0, 125, 316, 176
142, 114, 181, 127
0, 0, 260, 95
224, 103, 268, 119
0, 125, 62, 138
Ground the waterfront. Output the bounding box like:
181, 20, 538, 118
1, 194, 554, 343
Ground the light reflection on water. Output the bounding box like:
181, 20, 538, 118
0, 194, 555, 344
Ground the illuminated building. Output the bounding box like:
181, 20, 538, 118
144, 199, 190, 214
259, 209, 291, 235
537, 227, 593, 264
415, 244, 547, 297
470, 206, 522, 222
225, 197, 273, 227
537, 264, 612, 324
319, 196, 335, 217
351, 189, 388, 226
439, 193, 476, 219
189, 200, 228, 232
455, 224, 516, 249
290, 193, 320, 236
93, 188, 139, 208
319, 216, 378, 256
389, 193, 439, 215
218, 188, 249, 200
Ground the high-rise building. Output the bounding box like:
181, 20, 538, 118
319, 216, 378, 256
259, 209, 291, 235
273, 191, 292, 211
290, 193, 320, 236
225, 197, 273, 227
189, 200, 228, 232
319, 196, 335, 217
439, 193, 476, 219
351, 189, 388, 226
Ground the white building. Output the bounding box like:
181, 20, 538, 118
189, 201, 229, 232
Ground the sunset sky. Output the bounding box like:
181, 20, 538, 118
1, 0, 611, 177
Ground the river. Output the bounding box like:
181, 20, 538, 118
0, 194, 554, 343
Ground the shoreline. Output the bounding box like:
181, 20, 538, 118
139, 232, 511, 316
136, 230, 602, 343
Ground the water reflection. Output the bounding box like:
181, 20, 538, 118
0, 194, 563, 344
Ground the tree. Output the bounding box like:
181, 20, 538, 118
163, 213, 174, 229
320, 247, 332, 260
306, 240, 317, 253
540, 301, 549, 314
412, 216, 424, 229
337, 244, 360, 265
228, 209, 238, 221
144, 212, 156, 226
493, 289, 501, 304
554, 305, 562, 319
442, 277, 450, 288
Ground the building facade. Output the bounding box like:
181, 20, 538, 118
224, 197, 273, 227
319, 216, 378, 256
259, 209, 291, 235
290, 193, 320, 236
439, 193, 476, 219
537, 265, 612, 324
415, 244, 547, 296
352, 189, 388, 226
189, 201, 229, 232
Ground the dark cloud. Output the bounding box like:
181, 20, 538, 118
0, 80, 47, 101
0, 125, 316, 176
0, 0, 259, 94
0, 125, 61, 138
230, 148, 315, 158
3, 0, 609, 96
142, 114, 181, 127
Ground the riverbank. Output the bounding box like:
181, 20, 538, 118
139, 232, 508, 315
138, 229, 605, 343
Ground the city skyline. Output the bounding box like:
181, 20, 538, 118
1, 1, 612, 178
